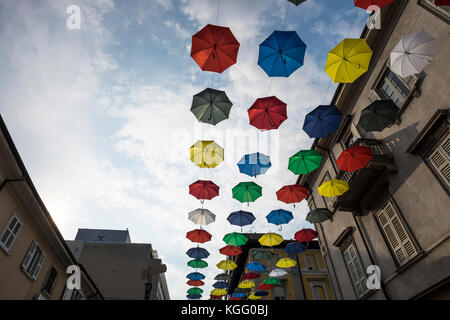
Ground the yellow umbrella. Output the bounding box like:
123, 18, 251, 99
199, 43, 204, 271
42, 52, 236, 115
318, 179, 349, 198
325, 38, 373, 83
248, 293, 262, 300
216, 260, 237, 271
211, 288, 227, 296
276, 258, 297, 269
190, 140, 224, 168
258, 233, 284, 247
238, 280, 255, 289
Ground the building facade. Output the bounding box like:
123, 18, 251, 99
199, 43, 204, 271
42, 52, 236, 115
297, 0, 450, 300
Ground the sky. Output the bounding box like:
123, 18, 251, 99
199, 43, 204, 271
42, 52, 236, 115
0, 0, 368, 300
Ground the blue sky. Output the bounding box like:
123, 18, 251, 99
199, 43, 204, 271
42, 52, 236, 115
0, 0, 368, 300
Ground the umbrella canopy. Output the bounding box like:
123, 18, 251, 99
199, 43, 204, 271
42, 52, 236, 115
187, 280, 205, 286
248, 293, 262, 300
188, 208, 216, 226
252, 250, 275, 261
214, 273, 230, 281
242, 272, 260, 280
187, 294, 202, 299
232, 182, 262, 204
237, 152, 272, 177
276, 185, 308, 207
266, 209, 294, 226
284, 241, 306, 254
186, 229, 212, 243
234, 287, 250, 293
303, 105, 343, 138
318, 179, 349, 198
213, 282, 229, 289
258, 233, 284, 247
223, 232, 249, 246
294, 228, 318, 242
305, 208, 333, 223
238, 280, 256, 289
246, 262, 266, 272
189, 180, 220, 201
188, 259, 208, 269
229, 297, 244, 300
269, 268, 288, 277
288, 0, 307, 5
190, 140, 224, 168
337, 145, 373, 172
186, 272, 205, 280
257, 283, 274, 290
187, 287, 203, 295
248, 96, 288, 131
219, 245, 242, 256
232, 292, 247, 298
325, 38, 373, 83
210, 288, 227, 296
358, 100, 398, 132
210, 294, 222, 299
186, 247, 210, 259
288, 150, 323, 175
191, 88, 233, 125
276, 258, 297, 268
254, 290, 269, 297
264, 277, 280, 285
216, 260, 238, 271
258, 31, 307, 77
191, 24, 240, 73
227, 210, 256, 227
354, 0, 396, 9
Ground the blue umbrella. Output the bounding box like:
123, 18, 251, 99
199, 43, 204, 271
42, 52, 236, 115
258, 31, 307, 77
232, 292, 247, 298
266, 209, 294, 228
186, 272, 205, 281
187, 294, 202, 299
227, 210, 256, 231
285, 242, 306, 254
303, 105, 342, 138
213, 281, 229, 289
246, 262, 266, 272
254, 290, 269, 297
186, 247, 210, 259
237, 152, 271, 177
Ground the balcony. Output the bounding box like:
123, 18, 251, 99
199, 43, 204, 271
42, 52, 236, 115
329, 139, 397, 212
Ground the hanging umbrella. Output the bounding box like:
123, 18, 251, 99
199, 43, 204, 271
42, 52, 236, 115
248, 293, 262, 300
264, 277, 281, 285
435, 0, 450, 5
216, 260, 238, 271
294, 228, 318, 242
213, 282, 229, 289
187, 279, 205, 286
214, 273, 230, 281
187, 294, 202, 299
223, 232, 249, 246
252, 250, 275, 261
288, 150, 323, 175
186, 229, 212, 243
186, 247, 210, 259
288, 0, 307, 5
305, 208, 333, 223
210, 288, 227, 296
258, 233, 284, 247
276, 258, 297, 268
318, 179, 349, 198
190, 140, 224, 168
276, 185, 308, 207
186, 272, 205, 280
237, 152, 272, 177
254, 290, 269, 297
187, 287, 203, 295
257, 283, 273, 290
266, 209, 294, 229
219, 245, 242, 256
191, 88, 233, 125
337, 145, 373, 172
191, 24, 240, 73
258, 31, 307, 77
232, 182, 262, 205
285, 241, 306, 254
248, 96, 288, 131
354, 0, 396, 9
232, 292, 247, 298
303, 105, 343, 138
210, 294, 222, 300
245, 262, 266, 272
357, 100, 398, 132
227, 210, 256, 230
189, 180, 220, 202
325, 38, 373, 83
234, 287, 251, 293
238, 280, 256, 289
187, 259, 208, 269
188, 208, 216, 226
269, 269, 288, 277
242, 272, 260, 280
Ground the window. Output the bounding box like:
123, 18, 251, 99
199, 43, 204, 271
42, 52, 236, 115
377, 69, 412, 108
419, 0, 450, 23
272, 282, 287, 300
311, 281, 328, 300
376, 200, 419, 266
0, 214, 22, 253
341, 238, 369, 299
426, 132, 450, 191
21, 241, 46, 280
342, 132, 357, 150
43, 267, 58, 295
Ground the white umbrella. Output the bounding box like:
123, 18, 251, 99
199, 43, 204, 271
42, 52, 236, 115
390, 29, 435, 78
188, 208, 216, 225
269, 268, 288, 277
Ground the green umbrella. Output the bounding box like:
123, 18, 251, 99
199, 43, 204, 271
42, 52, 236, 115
232, 182, 262, 205
288, 150, 322, 175
252, 250, 275, 261
263, 277, 281, 285
214, 273, 230, 281
305, 208, 333, 223
188, 259, 208, 269
187, 287, 203, 295
191, 88, 233, 125
288, 0, 307, 5
358, 100, 398, 132
223, 232, 249, 246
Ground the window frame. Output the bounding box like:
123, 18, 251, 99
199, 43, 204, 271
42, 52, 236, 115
42, 267, 58, 296
425, 131, 450, 193
21, 241, 46, 280
418, 0, 450, 24
0, 213, 23, 254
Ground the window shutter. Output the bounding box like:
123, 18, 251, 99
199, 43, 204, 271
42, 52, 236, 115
0, 215, 22, 250
22, 241, 37, 271
368, 89, 381, 103
343, 243, 368, 298
32, 252, 46, 280
428, 133, 450, 188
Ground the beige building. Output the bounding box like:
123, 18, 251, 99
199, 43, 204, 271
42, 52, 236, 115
0, 115, 102, 300
297, 0, 449, 300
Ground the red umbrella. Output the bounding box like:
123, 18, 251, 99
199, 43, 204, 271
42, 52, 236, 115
276, 185, 308, 207
186, 229, 212, 243
257, 283, 273, 291
435, 0, 450, 5
191, 24, 240, 73
336, 145, 373, 172
210, 295, 222, 299
187, 280, 205, 286
354, 0, 396, 10
189, 180, 220, 202
219, 245, 242, 256
248, 96, 287, 131
242, 272, 260, 280
229, 297, 244, 300
294, 228, 318, 242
